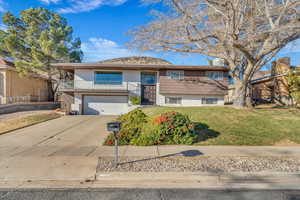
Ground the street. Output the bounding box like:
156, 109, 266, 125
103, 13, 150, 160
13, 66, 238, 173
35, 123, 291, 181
0, 189, 300, 200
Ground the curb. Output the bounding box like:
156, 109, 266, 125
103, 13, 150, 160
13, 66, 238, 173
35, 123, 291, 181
1, 172, 300, 189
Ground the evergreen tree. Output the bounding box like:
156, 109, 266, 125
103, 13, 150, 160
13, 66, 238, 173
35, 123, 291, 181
0, 8, 83, 100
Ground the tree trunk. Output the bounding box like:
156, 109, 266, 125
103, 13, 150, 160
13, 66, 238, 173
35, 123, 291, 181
232, 80, 247, 108
47, 79, 54, 102
245, 85, 254, 108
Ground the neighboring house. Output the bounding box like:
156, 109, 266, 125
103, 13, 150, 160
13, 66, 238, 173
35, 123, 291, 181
55, 57, 229, 115
0, 59, 49, 104
251, 57, 299, 105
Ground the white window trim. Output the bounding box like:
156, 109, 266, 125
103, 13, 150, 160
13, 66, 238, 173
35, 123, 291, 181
165, 96, 182, 105
166, 70, 184, 80
202, 97, 219, 105
206, 71, 224, 80
94, 71, 123, 85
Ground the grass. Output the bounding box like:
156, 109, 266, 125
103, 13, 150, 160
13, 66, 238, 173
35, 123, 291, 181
142, 106, 300, 146
0, 112, 62, 135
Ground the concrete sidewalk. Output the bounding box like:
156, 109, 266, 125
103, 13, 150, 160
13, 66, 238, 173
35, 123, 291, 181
91, 145, 300, 157
0, 145, 299, 183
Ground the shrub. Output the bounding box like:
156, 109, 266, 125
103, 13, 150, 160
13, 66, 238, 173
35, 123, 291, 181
104, 110, 199, 146
130, 124, 161, 146
104, 109, 147, 145
151, 112, 198, 145
129, 96, 141, 105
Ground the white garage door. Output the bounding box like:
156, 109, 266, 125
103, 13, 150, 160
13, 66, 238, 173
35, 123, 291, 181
83, 96, 128, 115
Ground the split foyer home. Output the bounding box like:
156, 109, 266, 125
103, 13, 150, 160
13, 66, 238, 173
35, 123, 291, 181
0, 59, 49, 104
55, 57, 229, 115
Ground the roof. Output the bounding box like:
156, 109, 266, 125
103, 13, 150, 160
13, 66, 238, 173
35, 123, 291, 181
251, 73, 289, 84
252, 70, 271, 80
98, 56, 172, 65
0, 58, 48, 80
53, 63, 229, 72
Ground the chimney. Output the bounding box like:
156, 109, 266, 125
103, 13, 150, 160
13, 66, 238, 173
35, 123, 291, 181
271, 57, 291, 76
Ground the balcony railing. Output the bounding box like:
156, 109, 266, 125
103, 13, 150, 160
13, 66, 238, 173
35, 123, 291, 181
58, 80, 132, 91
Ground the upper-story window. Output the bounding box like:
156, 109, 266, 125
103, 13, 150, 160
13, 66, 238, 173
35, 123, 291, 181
206, 71, 224, 80
141, 72, 157, 85
94, 72, 122, 85
167, 70, 184, 80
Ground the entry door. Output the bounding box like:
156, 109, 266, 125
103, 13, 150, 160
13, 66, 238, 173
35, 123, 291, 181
141, 72, 157, 105
141, 85, 156, 105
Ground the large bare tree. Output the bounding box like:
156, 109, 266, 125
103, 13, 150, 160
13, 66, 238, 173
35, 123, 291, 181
129, 0, 300, 108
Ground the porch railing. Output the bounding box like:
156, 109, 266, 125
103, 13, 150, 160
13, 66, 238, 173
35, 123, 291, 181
58, 80, 131, 91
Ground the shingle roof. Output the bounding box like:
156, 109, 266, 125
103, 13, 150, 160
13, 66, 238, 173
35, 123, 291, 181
98, 56, 172, 65
53, 62, 229, 71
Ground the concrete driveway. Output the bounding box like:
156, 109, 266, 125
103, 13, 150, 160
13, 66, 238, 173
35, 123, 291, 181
0, 115, 116, 181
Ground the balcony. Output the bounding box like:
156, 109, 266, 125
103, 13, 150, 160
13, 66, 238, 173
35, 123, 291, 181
58, 80, 133, 92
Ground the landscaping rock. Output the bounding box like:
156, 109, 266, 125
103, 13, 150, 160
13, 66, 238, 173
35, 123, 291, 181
97, 156, 300, 173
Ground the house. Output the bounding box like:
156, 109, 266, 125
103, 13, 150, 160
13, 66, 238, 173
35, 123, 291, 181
251, 57, 299, 105
55, 57, 229, 115
0, 59, 49, 104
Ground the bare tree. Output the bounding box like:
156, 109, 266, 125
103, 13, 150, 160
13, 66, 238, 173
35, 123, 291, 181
129, 0, 300, 108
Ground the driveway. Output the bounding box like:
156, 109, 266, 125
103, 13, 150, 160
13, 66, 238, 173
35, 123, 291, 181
0, 115, 117, 181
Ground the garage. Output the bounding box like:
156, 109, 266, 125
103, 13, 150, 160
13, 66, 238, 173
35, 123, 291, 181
83, 95, 128, 115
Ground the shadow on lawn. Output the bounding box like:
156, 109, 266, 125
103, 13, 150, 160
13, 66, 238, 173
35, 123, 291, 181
193, 122, 220, 143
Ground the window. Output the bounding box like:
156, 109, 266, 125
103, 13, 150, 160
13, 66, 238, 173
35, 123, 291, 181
141, 72, 157, 85
167, 70, 184, 80
206, 71, 223, 80
165, 97, 182, 104
202, 98, 218, 105
94, 72, 122, 85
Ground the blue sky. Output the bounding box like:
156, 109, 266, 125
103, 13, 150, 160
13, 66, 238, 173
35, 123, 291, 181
1, 0, 300, 66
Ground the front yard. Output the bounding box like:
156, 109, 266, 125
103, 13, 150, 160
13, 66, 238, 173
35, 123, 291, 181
142, 106, 300, 146
0, 112, 62, 135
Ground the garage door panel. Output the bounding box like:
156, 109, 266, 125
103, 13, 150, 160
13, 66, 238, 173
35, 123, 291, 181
84, 96, 128, 115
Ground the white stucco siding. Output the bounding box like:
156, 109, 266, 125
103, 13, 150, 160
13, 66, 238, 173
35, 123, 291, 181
71, 93, 82, 114
158, 94, 225, 106
124, 71, 141, 96
74, 70, 93, 89
72, 70, 142, 115
74, 69, 140, 94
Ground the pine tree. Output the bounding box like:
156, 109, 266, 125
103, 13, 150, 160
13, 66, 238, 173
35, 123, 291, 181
0, 8, 83, 100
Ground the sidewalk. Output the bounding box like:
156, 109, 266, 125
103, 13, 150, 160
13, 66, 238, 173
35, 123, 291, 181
91, 145, 300, 157
0, 146, 299, 189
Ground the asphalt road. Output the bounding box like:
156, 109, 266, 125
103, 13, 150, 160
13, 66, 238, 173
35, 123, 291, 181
0, 189, 300, 200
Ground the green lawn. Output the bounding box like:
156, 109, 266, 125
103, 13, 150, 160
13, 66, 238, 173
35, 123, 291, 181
142, 106, 300, 146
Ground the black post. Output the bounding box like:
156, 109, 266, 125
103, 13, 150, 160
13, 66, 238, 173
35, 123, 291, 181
114, 131, 119, 168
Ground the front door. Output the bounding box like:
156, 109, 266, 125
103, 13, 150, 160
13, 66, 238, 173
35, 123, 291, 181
141, 72, 157, 105
141, 85, 156, 105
